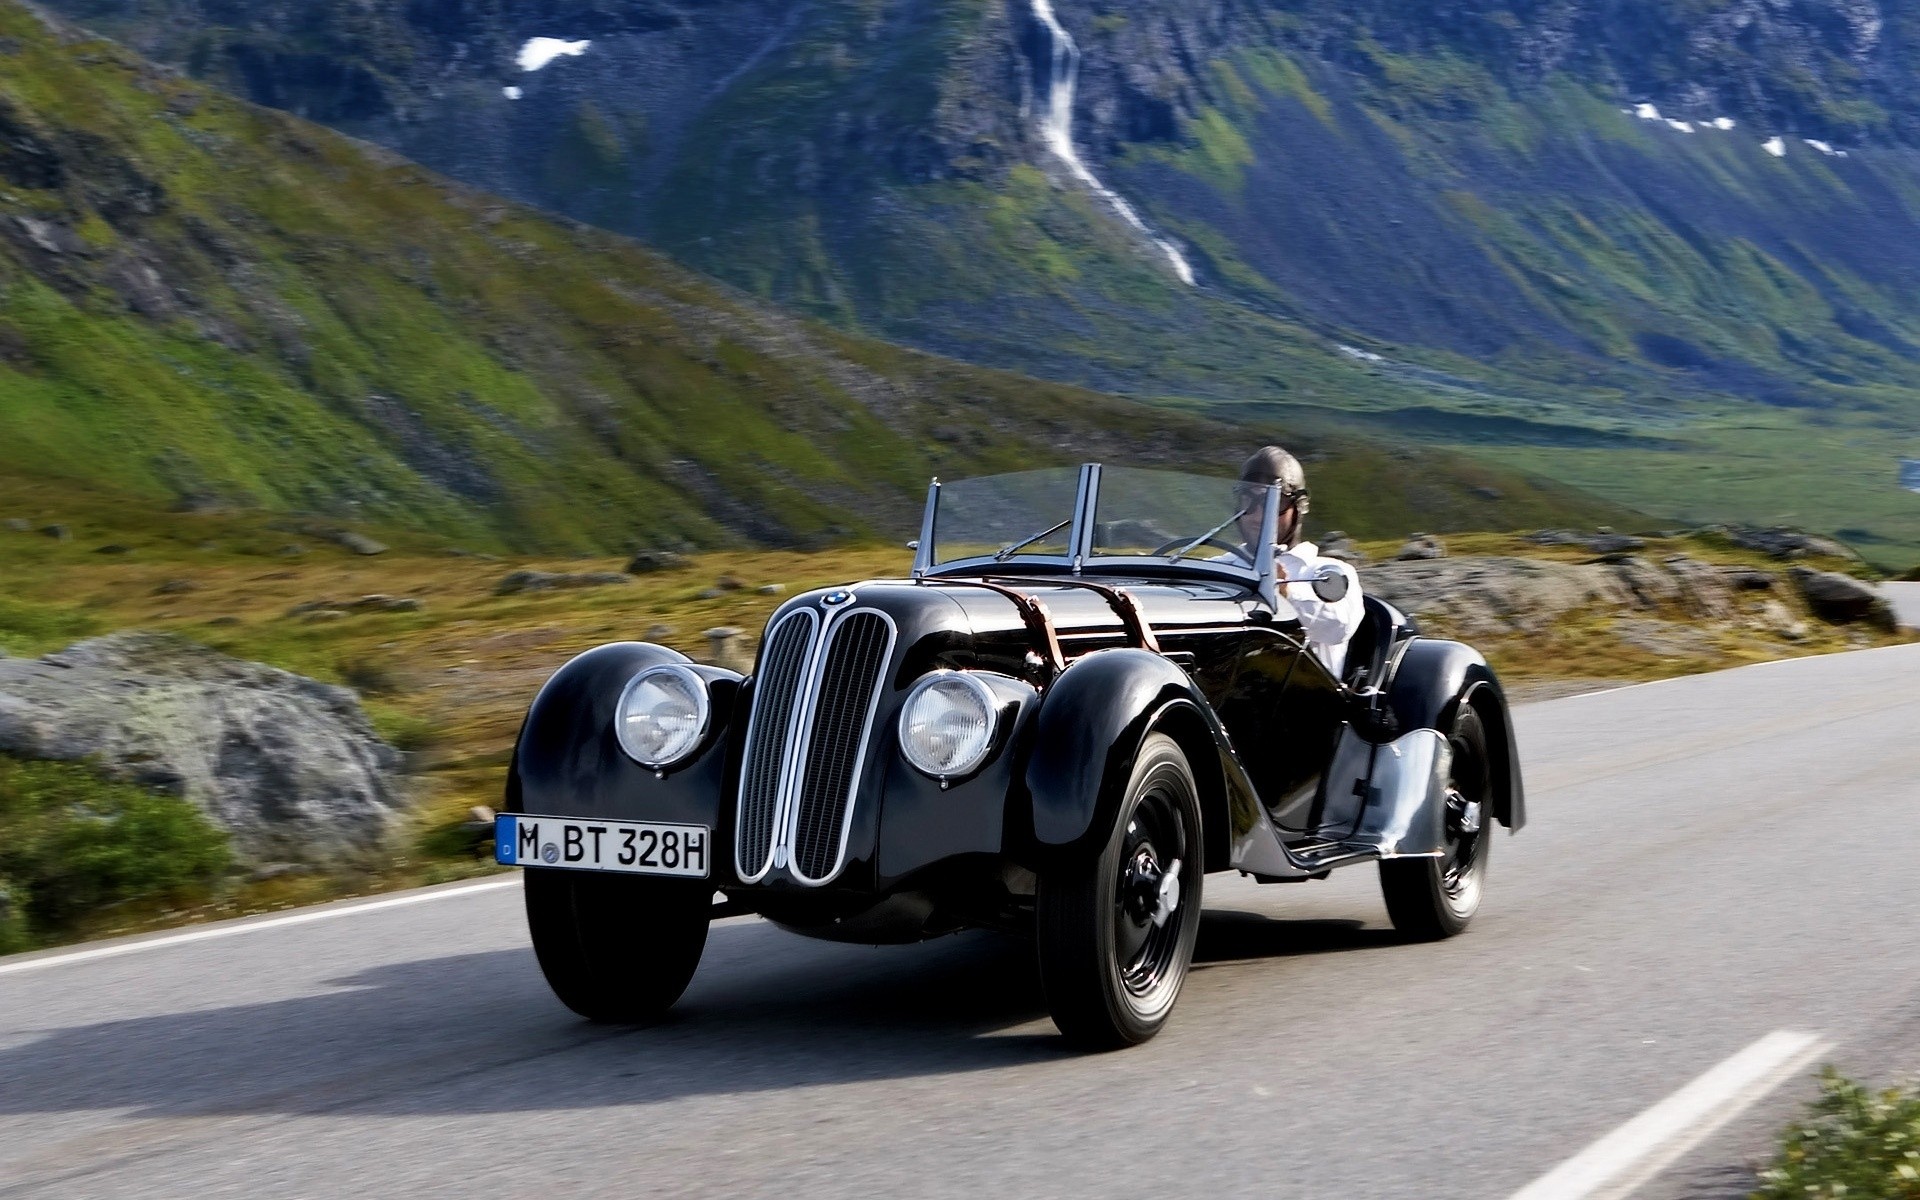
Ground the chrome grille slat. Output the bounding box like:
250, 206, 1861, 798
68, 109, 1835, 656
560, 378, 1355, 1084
790, 612, 893, 883
734, 610, 817, 880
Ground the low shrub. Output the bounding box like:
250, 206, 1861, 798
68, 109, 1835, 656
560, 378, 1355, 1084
363, 701, 442, 752
0, 757, 231, 945
1755, 1069, 1920, 1199
339, 655, 404, 696
0, 596, 99, 657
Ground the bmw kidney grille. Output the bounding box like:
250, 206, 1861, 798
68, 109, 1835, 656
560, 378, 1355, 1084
735, 606, 896, 884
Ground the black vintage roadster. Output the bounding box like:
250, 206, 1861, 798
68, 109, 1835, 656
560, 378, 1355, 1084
498, 465, 1525, 1047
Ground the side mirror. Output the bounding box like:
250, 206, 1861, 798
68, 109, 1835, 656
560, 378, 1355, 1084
1311, 568, 1350, 604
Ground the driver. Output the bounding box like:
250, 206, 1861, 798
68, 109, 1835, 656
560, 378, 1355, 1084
1235, 445, 1365, 678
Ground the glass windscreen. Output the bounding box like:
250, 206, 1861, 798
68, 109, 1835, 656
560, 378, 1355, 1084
1091, 467, 1266, 567
930, 467, 1080, 566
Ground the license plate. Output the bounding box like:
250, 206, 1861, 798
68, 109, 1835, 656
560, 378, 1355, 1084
495, 815, 710, 879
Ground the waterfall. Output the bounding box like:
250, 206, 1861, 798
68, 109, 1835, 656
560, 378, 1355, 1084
1029, 0, 1195, 286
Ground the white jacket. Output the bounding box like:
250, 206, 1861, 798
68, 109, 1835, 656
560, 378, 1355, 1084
1275, 541, 1365, 678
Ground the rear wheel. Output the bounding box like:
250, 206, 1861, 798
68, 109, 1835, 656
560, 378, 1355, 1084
1036, 734, 1204, 1050
524, 869, 711, 1023
1380, 705, 1493, 940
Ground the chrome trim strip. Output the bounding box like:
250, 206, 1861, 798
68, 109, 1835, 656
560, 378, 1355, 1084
768, 609, 831, 873
1255, 482, 1283, 612
780, 606, 898, 886
912, 479, 939, 580
734, 607, 821, 883
1069, 462, 1099, 574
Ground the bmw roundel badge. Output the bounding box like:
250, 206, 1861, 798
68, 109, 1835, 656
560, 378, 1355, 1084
823, 589, 853, 606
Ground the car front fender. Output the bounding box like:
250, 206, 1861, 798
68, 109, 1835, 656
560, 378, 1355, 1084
1385, 638, 1525, 830
506, 642, 745, 865
1022, 648, 1218, 861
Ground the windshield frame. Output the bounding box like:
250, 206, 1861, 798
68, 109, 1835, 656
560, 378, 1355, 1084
912, 463, 1283, 598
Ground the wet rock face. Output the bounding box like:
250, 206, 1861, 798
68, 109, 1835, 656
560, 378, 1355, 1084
0, 100, 64, 190
0, 633, 406, 865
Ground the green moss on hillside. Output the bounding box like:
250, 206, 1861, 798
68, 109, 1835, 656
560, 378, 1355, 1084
0, 2, 1249, 552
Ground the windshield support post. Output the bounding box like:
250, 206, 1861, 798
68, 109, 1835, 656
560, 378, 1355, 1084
912, 478, 939, 580
1255, 482, 1283, 612
1069, 462, 1100, 575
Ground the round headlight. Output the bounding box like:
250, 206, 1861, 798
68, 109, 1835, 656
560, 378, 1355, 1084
899, 671, 999, 779
615, 665, 710, 768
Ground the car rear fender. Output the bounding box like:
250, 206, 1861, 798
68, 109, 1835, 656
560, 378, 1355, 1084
1384, 638, 1526, 830
506, 642, 746, 861
1022, 648, 1234, 870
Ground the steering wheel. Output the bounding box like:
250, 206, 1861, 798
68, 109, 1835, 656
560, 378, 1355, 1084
1152, 537, 1251, 564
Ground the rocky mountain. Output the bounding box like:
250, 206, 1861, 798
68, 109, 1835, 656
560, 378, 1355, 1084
33, 0, 1920, 568
0, 0, 1633, 552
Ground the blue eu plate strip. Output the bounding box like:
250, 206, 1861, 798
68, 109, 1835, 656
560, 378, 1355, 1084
495, 815, 518, 865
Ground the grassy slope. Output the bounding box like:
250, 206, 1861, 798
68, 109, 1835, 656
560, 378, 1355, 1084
0, 1, 1640, 557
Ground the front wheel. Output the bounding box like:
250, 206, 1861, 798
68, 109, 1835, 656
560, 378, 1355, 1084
1036, 733, 1204, 1050
1379, 704, 1493, 940
524, 868, 711, 1023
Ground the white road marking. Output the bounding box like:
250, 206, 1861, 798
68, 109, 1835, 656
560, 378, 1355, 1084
1506, 1029, 1828, 1200
0, 877, 520, 979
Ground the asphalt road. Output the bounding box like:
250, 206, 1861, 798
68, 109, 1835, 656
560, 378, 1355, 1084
5, 643, 1919, 1199
1883, 581, 1920, 630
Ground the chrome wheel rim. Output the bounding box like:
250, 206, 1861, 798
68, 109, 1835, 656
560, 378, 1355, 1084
1440, 728, 1489, 913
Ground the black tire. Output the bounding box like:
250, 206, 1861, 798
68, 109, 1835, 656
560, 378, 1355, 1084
1380, 704, 1494, 940
523, 868, 711, 1023
1036, 733, 1204, 1050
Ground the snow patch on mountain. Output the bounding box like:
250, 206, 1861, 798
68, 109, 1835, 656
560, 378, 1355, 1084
1627, 106, 1738, 134
518, 38, 591, 73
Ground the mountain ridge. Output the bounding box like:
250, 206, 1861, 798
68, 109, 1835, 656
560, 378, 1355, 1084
0, 0, 1634, 552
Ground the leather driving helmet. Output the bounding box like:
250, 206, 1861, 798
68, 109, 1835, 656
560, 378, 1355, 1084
1238, 444, 1311, 525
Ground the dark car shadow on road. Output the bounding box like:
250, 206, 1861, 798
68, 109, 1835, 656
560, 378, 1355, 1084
1195, 912, 1399, 966
2, 908, 1395, 1122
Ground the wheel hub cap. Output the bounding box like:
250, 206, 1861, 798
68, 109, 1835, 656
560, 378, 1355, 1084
1447, 789, 1482, 835
1122, 846, 1183, 927
1150, 859, 1183, 928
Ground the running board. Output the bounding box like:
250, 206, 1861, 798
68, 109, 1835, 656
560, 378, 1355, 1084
1232, 728, 1452, 879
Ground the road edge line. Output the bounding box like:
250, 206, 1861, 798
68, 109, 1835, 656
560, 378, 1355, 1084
0, 876, 520, 979
1505, 1029, 1829, 1200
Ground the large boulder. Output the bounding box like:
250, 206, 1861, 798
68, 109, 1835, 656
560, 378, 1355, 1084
1360, 557, 1634, 636
494, 569, 631, 595
1395, 533, 1447, 561
0, 633, 406, 864
1360, 553, 1749, 636
1654, 555, 1736, 620
1718, 526, 1858, 562
1788, 567, 1897, 629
